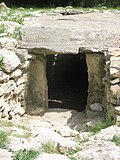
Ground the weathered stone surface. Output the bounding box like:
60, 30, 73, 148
26, 57, 47, 114
14, 84, 25, 94
110, 68, 120, 79
108, 48, 120, 56
2, 109, 120, 160
1, 102, 11, 118
0, 71, 9, 82
20, 13, 120, 53
16, 76, 24, 86
0, 37, 18, 49
110, 56, 120, 70
15, 49, 36, 64
56, 126, 79, 137
115, 106, 120, 115
0, 2, 10, 10
0, 149, 13, 160
8, 136, 40, 151
19, 60, 30, 69
0, 49, 20, 73
0, 80, 16, 96
11, 102, 25, 115
73, 140, 120, 160
90, 103, 103, 112
110, 84, 120, 98
10, 69, 22, 79
89, 125, 120, 141
86, 53, 105, 106
0, 96, 5, 108
111, 78, 120, 85
109, 96, 120, 105
31, 127, 77, 149
35, 153, 70, 160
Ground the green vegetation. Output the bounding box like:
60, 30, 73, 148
12, 131, 31, 139
64, 147, 81, 160
0, 9, 29, 24
65, 148, 80, 156
0, 120, 14, 127
0, 57, 4, 70
111, 135, 120, 146
0, 24, 7, 34
4, 0, 120, 8
90, 116, 114, 133
10, 26, 22, 40
41, 142, 58, 153
14, 149, 39, 160
0, 120, 30, 132
0, 131, 8, 148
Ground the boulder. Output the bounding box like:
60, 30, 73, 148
0, 149, 13, 160
73, 140, 120, 160
35, 153, 70, 160
0, 37, 18, 49
0, 49, 20, 73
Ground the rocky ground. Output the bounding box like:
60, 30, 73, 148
0, 108, 120, 160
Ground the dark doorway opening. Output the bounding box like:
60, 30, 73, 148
46, 53, 88, 112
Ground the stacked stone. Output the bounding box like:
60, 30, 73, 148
104, 48, 120, 121
0, 38, 33, 120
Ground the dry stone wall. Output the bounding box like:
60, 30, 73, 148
0, 38, 33, 120
104, 48, 120, 120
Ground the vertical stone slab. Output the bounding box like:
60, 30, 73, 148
26, 55, 48, 115
86, 53, 105, 109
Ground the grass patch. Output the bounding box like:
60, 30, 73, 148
64, 146, 81, 160
12, 131, 31, 139
0, 120, 30, 131
14, 149, 39, 160
111, 135, 120, 146
0, 120, 14, 127
64, 147, 80, 155
78, 137, 89, 144
41, 142, 58, 153
0, 24, 7, 34
0, 130, 8, 148
90, 116, 114, 133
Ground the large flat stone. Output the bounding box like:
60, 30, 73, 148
20, 13, 120, 54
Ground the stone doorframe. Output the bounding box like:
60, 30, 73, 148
26, 50, 106, 115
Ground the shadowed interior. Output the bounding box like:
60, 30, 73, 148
46, 53, 88, 111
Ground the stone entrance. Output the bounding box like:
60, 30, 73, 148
19, 13, 120, 119
0, 12, 120, 121
26, 51, 106, 115
46, 53, 88, 111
